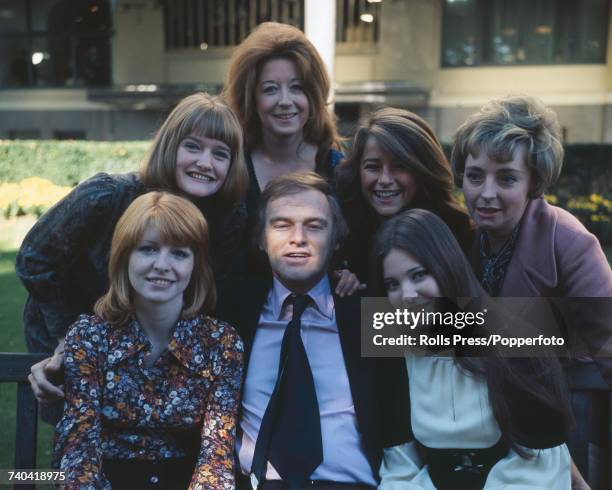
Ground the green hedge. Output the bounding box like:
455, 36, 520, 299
0, 140, 149, 186
0, 140, 610, 244
2, 140, 611, 193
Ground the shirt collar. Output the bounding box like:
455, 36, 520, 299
106, 315, 211, 373
270, 275, 335, 321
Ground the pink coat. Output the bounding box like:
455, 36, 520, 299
498, 198, 611, 298
473, 198, 612, 384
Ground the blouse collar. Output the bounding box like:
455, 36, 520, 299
106, 315, 212, 373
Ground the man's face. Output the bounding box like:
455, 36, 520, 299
263, 189, 336, 294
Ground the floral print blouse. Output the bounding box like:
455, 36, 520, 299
53, 313, 244, 490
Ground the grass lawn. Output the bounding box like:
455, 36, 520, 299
0, 218, 53, 475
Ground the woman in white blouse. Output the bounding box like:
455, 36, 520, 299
372, 209, 572, 490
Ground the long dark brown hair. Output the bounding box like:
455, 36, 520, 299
336, 107, 474, 254
373, 209, 572, 456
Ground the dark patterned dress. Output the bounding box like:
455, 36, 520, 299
53, 313, 244, 489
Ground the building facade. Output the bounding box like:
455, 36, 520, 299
1, 0, 612, 142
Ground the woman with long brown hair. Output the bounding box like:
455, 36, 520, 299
222, 22, 361, 293
336, 107, 473, 283
373, 209, 571, 489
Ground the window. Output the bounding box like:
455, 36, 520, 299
442, 0, 609, 67
0, 0, 112, 87
162, 0, 380, 50
336, 0, 380, 44
162, 0, 304, 49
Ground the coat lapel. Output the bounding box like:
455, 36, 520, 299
501, 198, 558, 296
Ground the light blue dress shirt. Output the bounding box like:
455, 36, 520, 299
237, 276, 376, 485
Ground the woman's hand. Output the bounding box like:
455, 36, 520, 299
28, 338, 65, 403
332, 269, 367, 297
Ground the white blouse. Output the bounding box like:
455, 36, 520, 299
378, 356, 570, 489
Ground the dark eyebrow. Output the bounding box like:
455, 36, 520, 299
184, 135, 230, 152
406, 266, 425, 274
496, 167, 524, 174
361, 157, 381, 165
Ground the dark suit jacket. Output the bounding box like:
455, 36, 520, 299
216, 274, 411, 485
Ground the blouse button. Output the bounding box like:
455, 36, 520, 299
150, 475, 159, 484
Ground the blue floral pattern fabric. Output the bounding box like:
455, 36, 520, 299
53, 313, 244, 489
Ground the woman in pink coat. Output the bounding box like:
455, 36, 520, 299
451, 95, 612, 488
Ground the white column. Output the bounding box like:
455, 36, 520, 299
304, 0, 336, 106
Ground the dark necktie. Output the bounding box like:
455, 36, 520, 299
251, 294, 323, 489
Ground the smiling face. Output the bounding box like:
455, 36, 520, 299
175, 134, 231, 198
360, 136, 417, 218
263, 189, 336, 294
383, 247, 441, 308
255, 57, 310, 140
128, 223, 194, 311
462, 145, 532, 244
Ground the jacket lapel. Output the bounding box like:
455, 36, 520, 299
501, 198, 558, 296
334, 291, 379, 469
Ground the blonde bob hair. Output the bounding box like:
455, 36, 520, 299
95, 192, 216, 326
140, 93, 248, 205
451, 95, 564, 197
223, 22, 339, 155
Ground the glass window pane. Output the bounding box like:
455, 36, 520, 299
555, 0, 608, 63
442, 0, 609, 66
442, 0, 480, 66
486, 0, 555, 65
32, 0, 111, 33
0, 37, 31, 86
442, 0, 481, 66
30, 0, 59, 32
73, 34, 111, 86
0, 0, 27, 33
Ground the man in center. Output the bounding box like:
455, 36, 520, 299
218, 172, 407, 490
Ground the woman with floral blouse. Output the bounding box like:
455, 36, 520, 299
53, 191, 244, 490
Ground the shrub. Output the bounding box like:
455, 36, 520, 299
0, 140, 148, 186
0, 177, 71, 218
